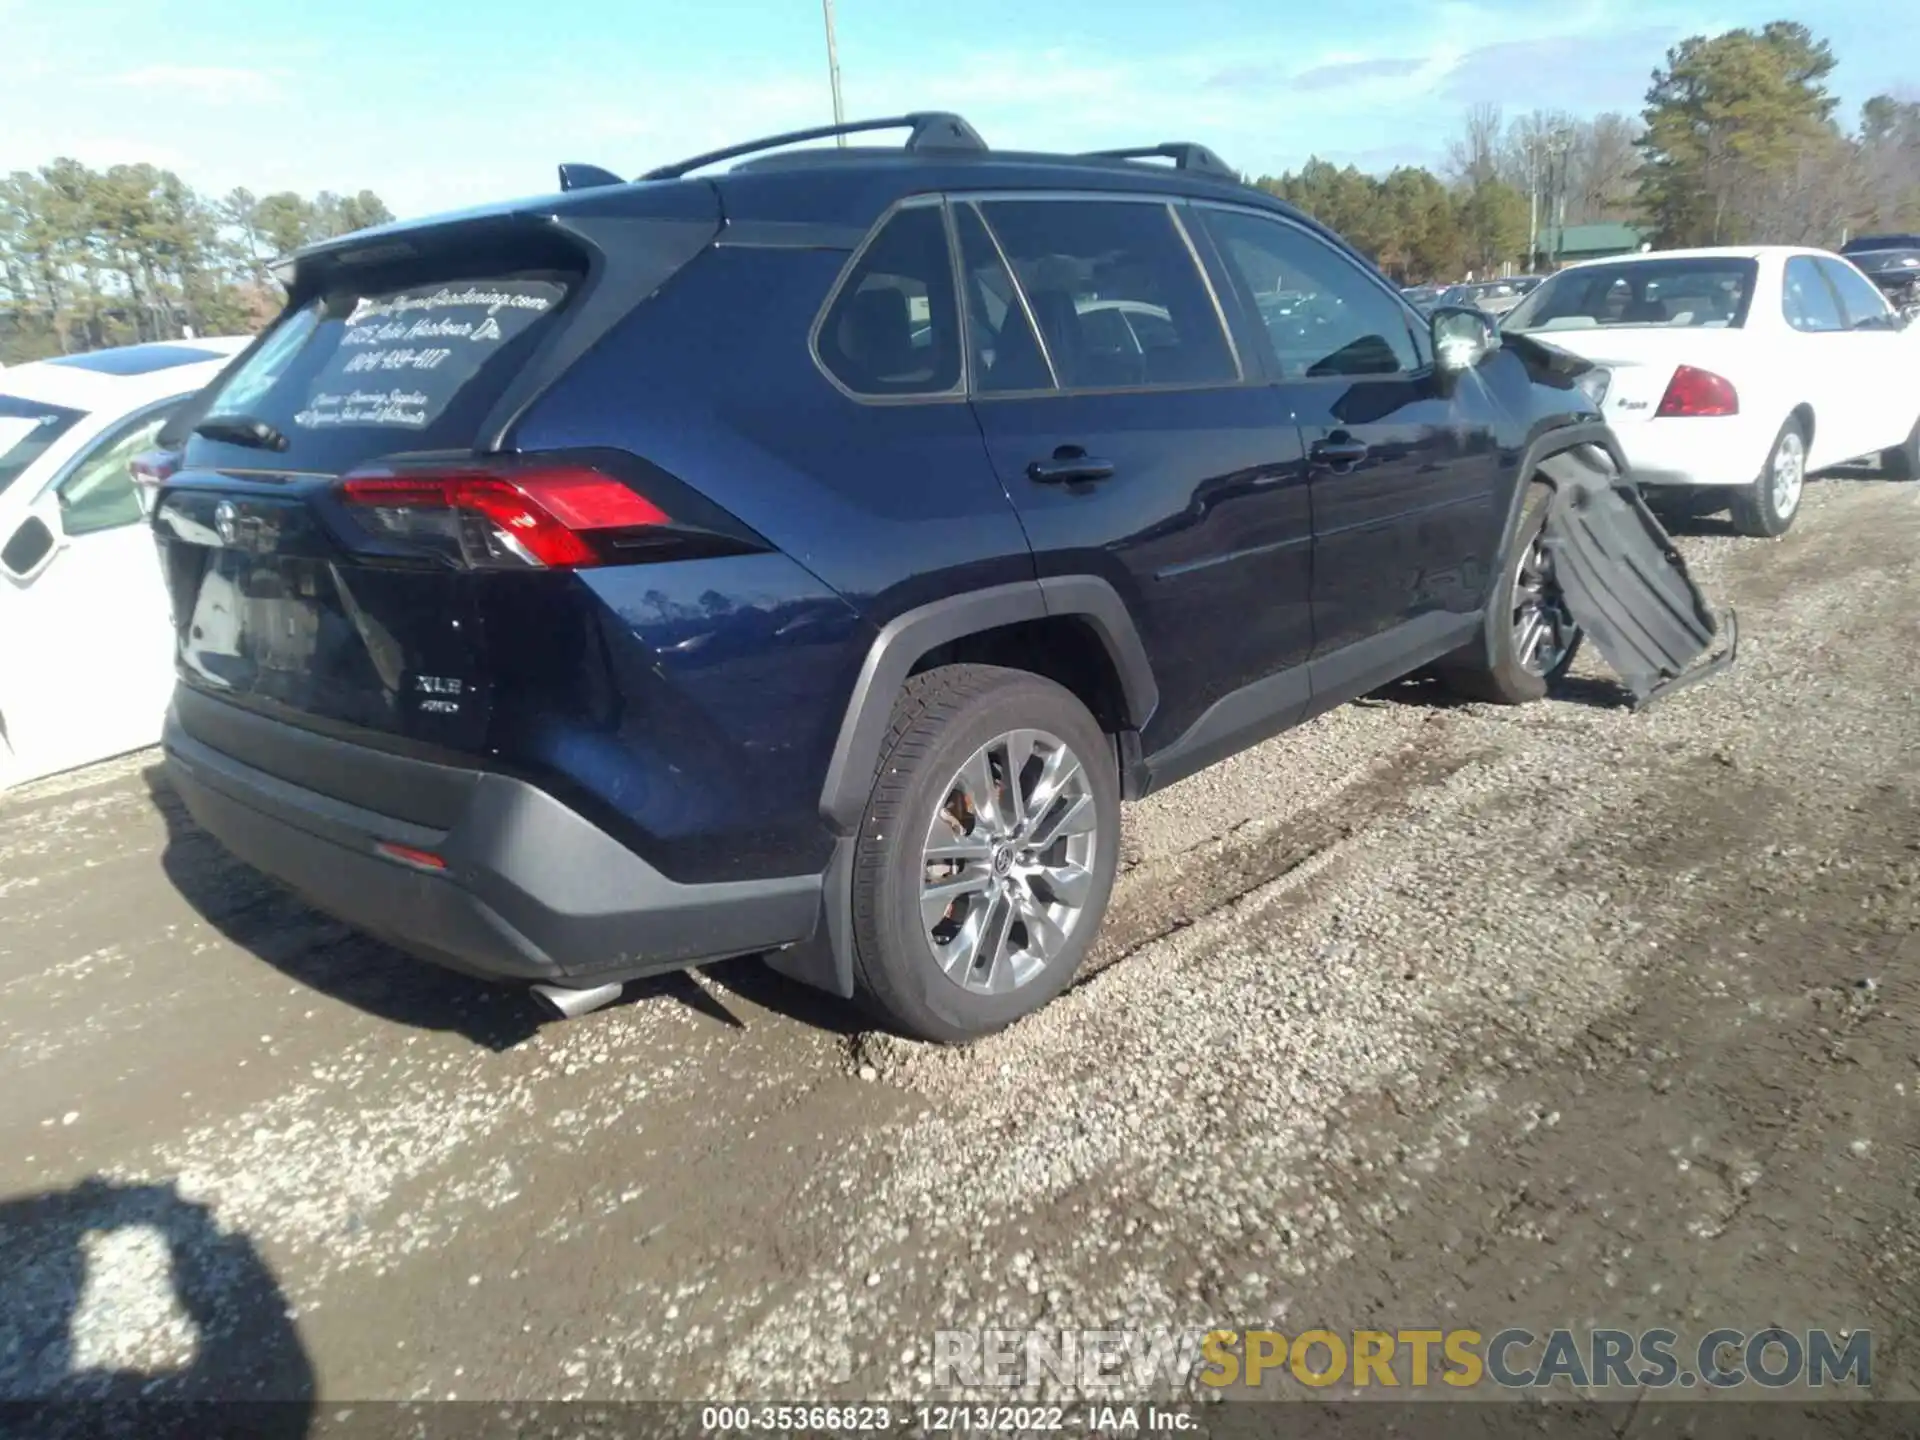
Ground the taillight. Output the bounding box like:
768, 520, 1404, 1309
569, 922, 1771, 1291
1656, 365, 1738, 418
338, 463, 669, 569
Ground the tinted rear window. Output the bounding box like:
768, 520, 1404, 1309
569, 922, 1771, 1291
188, 274, 573, 473
0, 395, 88, 498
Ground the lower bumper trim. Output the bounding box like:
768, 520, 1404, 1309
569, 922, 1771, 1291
164, 712, 823, 986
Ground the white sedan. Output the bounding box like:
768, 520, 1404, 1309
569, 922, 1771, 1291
0, 337, 251, 790
1502, 246, 1920, 536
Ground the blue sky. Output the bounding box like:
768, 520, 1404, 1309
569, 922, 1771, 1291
2, 0, 1907, 221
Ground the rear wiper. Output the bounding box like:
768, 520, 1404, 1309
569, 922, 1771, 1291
194, 414, 289, 452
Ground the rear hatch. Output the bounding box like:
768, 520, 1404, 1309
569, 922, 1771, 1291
156, 187, 727, 761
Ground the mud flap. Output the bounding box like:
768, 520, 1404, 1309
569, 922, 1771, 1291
1537, 446, 1738, 710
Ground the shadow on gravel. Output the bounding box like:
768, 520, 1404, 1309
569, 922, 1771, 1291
1360, 673, 1477, 710
697, 956, 871, 1038
141, 765, 862, 1049
1653, 465, 1895, 537
1544, 673, 1638, 710
1365, 671, 1634, 712
1818, 460, 1894, 485
0, 1177, 313, 1438
142, 765, 546, 1052
1654, 509, 1741, 538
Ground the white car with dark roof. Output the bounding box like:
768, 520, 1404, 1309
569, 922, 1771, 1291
1502, 246, 1920, 537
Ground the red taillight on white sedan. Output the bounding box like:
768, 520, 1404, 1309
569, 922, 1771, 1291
1655, 365, 1739, 418
339, 463, 670, 569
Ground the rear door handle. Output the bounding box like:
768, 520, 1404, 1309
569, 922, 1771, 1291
1310, 437, 1370, 469
1027, 448, 1116, 484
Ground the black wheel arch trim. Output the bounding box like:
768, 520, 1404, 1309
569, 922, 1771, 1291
816, 577, 1157, 835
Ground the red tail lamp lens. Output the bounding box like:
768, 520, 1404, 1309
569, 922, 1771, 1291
339, 465, 669, 568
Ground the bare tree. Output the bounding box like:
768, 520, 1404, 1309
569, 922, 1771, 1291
1746, 135, 1862, 243
1570, 113, 1642, 223
1856, 89, 1920, 231
1445, 103, 1505, 189
1499, 110, 1579, 265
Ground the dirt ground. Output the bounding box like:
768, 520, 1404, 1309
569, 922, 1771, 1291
2, 473, 1916, 1428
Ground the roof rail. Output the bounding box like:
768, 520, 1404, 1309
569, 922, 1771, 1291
641, 112, 987, 181
1082, 143, 1239, 184
557, 163, 626, 192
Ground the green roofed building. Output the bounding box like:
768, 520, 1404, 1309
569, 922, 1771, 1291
1535, 222, 1654, 268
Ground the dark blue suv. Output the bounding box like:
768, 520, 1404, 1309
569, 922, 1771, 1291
155, 114, 1618, 1040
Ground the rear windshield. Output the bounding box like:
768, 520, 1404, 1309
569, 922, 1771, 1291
1844, 236, 1920, 255
1855, 249, 1920, 275
187, 273, 573, 473
0, 395, 88, 498
1505, 258, 1758, 332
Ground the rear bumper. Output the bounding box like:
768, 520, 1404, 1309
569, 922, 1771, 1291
1613, 414, 1770, 490
163, 698, 822, 986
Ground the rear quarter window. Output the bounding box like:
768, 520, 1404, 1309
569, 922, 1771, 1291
188, 274, 573, 473
815, 204, 963, 399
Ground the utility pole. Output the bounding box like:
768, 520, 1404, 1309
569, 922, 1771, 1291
822, 0, 846, 146
1549, 128, 1573, 269
1525, 136, 1539, 276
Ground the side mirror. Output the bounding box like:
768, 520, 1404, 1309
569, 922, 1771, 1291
1432, 305, 1499, 378
1, 496, 65, 584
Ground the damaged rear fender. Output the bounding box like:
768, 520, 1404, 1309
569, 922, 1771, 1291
1535, 445, 1738, 709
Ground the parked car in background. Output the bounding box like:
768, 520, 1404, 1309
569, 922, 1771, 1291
1848, 245, 1920, 318
0, 337, 250, 790
153, 114, 1627, 1040
1842, 233, 1920, 257
1503, 246, 1920, 537
1439, 278, 1533, 317
1401, 283, 1444, 313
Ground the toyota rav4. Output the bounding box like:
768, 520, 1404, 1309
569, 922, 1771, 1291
156, 114, 1622, 1041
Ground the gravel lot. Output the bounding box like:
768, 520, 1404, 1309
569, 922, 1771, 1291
2, 473, 1916, 1421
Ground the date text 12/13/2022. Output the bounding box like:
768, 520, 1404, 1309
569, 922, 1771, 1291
698, 1404, 1195, 1432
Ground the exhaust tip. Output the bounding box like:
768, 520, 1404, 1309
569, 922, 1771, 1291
530, 981, 625, 1020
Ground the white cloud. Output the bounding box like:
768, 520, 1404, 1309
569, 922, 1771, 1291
111, 65, 282, 104
0, 4, 1700, 219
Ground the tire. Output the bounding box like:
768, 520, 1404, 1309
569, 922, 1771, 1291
849, 664, 1121, 1042
1881, 414, 1920, 481
1731, 418, 1808, 538
1439, 482, 1581, 705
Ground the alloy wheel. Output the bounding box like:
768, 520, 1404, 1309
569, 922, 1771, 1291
1771, 430, 1806, 518
920, 729, 1099, 994
1511, 531, 1580, 678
